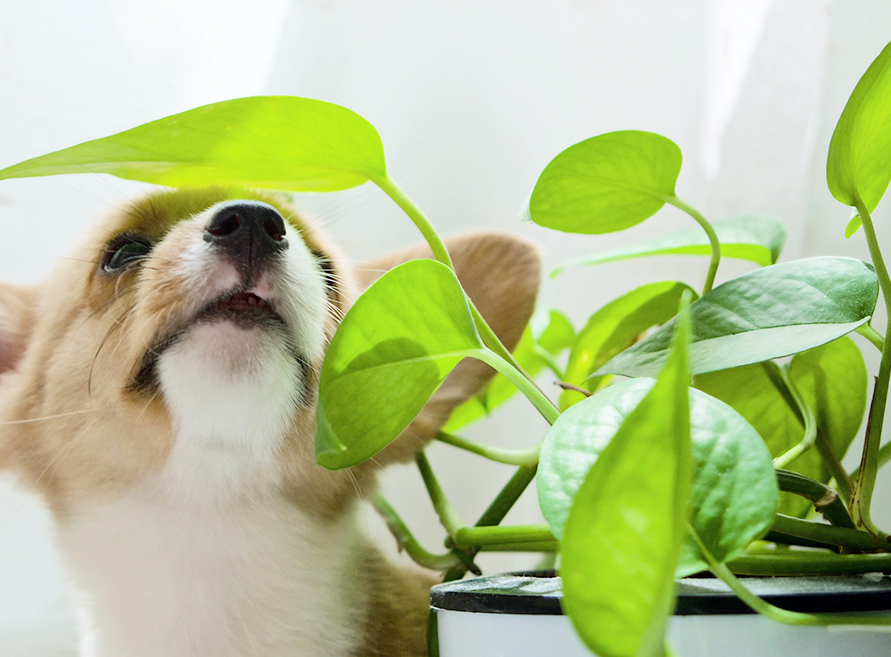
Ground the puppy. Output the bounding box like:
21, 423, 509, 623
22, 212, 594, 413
0, 187, 540, 657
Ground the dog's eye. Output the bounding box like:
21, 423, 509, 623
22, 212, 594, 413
102, 236, 152, 273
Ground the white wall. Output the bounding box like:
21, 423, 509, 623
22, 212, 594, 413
1, 0, 890, 652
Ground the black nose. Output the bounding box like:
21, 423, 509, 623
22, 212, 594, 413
203, 201, 288, 266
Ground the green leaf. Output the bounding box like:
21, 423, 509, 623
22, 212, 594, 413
443, 309, 574, 432
846, 213, 862, 238
551, 215, 786, 277
828, 39, 891, 213
0, 97, 386, 192
790, 338, 867, 464
559, 281, 695, 409
540, 379, 776, 572
316, 260, 485, 469
597, 257, 878, 378
531, 308, 576, 354
528, 131, 681, 234
695, 338, 866, 516
559, 300, 692, 657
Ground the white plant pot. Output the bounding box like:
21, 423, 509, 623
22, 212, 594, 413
431, 571, 891, 657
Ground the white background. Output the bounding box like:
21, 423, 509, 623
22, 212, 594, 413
1, 0, 890, 652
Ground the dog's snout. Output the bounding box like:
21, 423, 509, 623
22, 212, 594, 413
204, 201, 288, 265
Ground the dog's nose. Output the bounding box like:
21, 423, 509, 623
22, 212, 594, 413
204, 201, 288, 265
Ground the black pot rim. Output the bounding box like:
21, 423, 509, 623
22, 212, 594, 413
430, 570, 891, 616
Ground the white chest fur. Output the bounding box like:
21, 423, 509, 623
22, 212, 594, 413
56, 486, 366, 657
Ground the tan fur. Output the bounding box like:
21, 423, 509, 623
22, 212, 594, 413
0, 188, 540, 655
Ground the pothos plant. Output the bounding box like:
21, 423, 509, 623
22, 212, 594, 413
3, 39, 891, 657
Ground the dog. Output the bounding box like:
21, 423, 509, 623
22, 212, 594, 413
0, 186, 540, 656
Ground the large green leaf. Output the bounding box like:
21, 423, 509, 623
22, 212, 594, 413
696, 339, 866, 516
528, 131, 681, 234
552, 215, 786, 277
0, 97, 386, 192
316, 260, 485, 469
443, 309, 574, 432
559, 281, 695, 409
828, 39, 891, 213
597, 257, 878, 378
559, 303, 692, 657
540, 379, 776, 574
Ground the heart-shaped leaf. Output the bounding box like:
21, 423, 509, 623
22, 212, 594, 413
828, 39, 891, 213
597, 257, 878, 378
552, 215, 786, 277
696, 338, 866, 516
528, 131, 681, 234
316, 260, 485, 469
540, 380, 777, 574
0, 97, 386, 192
444, 309, 573, 432
560, 303, 692, 657
559, 281, 695, 409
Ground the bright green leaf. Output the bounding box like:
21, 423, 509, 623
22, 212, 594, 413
551, 215, 786, 277
528, 131, 681, 234
827, 39, 891, 213
0, 97, 386, 192
846, 213, 862, 238
559, 281, 695, 409
316, 260, 485, 469
597, 257, 878, 378
695, 338, 866, 516
559, 301, 692, 657
443, 309, 574, 432
540, 379, 776, 572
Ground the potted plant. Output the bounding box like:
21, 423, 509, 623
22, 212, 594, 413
2, 36, 891, 657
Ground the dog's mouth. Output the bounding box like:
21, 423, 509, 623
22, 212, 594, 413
126, 290, 289, 395
196, 290, 285, 328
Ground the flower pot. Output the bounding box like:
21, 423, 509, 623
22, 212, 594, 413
431, 571, 891, 656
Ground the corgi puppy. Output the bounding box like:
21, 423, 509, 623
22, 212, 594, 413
0, 187, 540, 657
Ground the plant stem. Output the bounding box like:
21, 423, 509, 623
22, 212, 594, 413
452, 524, 555, 549
372, 494, 462, 570
373, 176, 454, 268
664, 196, 721, 294
475, 349, 560, 425
416, 452, 466, 539
693, 529, 891, 627
729, 552, 891, 576
442, 464, 538, 582
434, 431, 541, 467
852, 198, 891, 537
775, 470, 854, 528
851, 440, 891, 481
770, 514, 881, 552
374, 175, 560, 424
769, 367, 817, 469
477, 541, 558, 552
763, 362, 853, 500
857, 322, 885, 351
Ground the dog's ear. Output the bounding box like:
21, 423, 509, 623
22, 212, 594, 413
352, 231, 541, 466
0, 283, 38, 377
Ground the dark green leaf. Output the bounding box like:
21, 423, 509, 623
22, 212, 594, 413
560, 281, 694, 409
597, 257, 878, 378
316, 260, 485, 469
0, 97, 386, 192
528, 131, 681, 234
540, 379, 776, 574
827, 39, 891, 213
559, 301, 691, 657
552, 215, 786, 277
